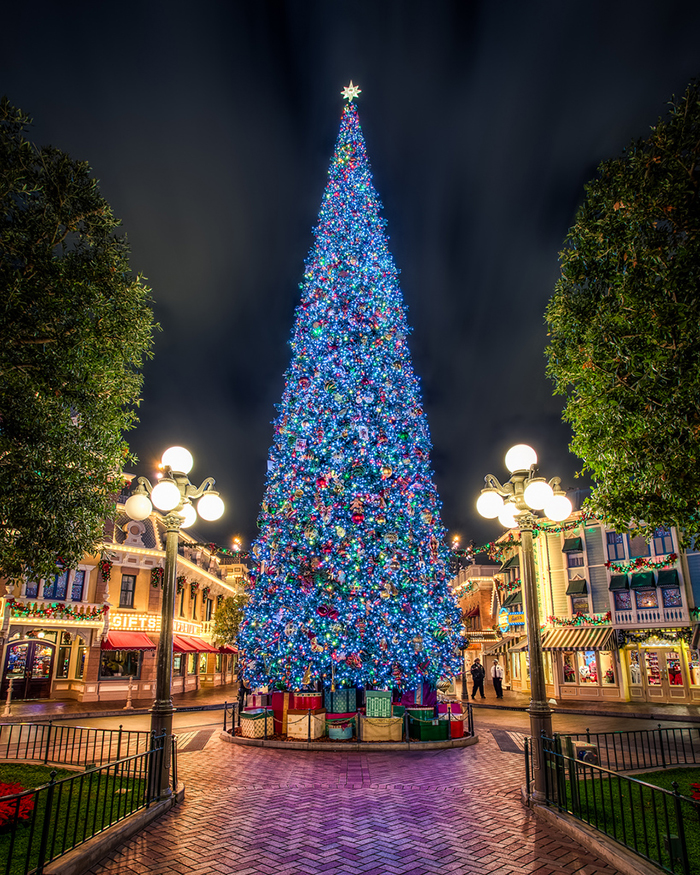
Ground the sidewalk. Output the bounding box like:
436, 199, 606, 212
3, 683, 700, 724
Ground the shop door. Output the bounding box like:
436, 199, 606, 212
643, 649, 689, 703
1, 640, 56, 700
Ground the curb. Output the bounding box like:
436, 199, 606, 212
219, 729, 479, 752
523, 790, 666, 875
1, 702, 227, 723
42, 781, 185, 875
468, 701, 700, 723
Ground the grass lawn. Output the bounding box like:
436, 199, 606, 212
0, 762, 148, 875
558, 764, 699, 874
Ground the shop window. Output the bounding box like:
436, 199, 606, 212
199, 653, 208, 674
645, 651, 662, 685
71, 570, 85, 601
567, 552, 584, 568
187, 653, 197, 674
629, 650, 643, 685
571, 596, 589, 614
635, 589, 658, 609
178, 588, 185, 617
75, 645, 86, 679
667, 651, 683, 685
600, 651, 616, 685
628, 535, 650, 559
173, 653, 185, 675
653, 527, 674, 556
661, 587, 682, 608
688, 651, 700, 686
562, 653, 576, 683
577, 651, 598, 683
606, 532, 626, 561
56, 647, 71, 678
45, 570, 69, 600
119, 575, 136, 608
205, 598, 213, 622
215, 654, 222, 672
99, 650, 141, 679
614, 590, 632, 611
25, 580, 39, 598
192, 594, 198, 621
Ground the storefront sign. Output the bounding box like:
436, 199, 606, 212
110, 613, 202, 636
498, 607, 525, 633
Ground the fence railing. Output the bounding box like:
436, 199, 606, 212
224, 701, 475, 743
560, 725, 700, 772
525, 734, 697, 875
0, 731, 171, 875
0, 722, 152, 770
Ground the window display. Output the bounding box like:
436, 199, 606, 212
645, 650, 662, 685
689, 651, 700, 686
56, 646, 71, 678
600, 651, 615, 684
614, 590, 632, 610
173, 653, 185, 675
199, 653, 208, 673
562, 653, 576, 683
662, 587, 682, 608
577, 651, 598, 683
215, 654, 222, 672
571, 596, 589, 614
187, 653, 197, 674
629, 650, 643, 685
75, 645, 86, 679
99, 650, 141, 679
667, 651, 683, 685
635, 589, 658, 609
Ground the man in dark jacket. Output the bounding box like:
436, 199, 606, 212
470, 657, 486, 700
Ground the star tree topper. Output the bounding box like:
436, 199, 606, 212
341, 81, 362, 102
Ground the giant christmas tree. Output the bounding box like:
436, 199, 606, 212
239, 86, 461, 692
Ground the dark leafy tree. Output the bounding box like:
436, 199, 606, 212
545, 83, 700, 541
0, 98, 158, 580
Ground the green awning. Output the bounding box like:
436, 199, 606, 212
630, 571, 655, 589
657, 569, 680, 588
562, 538, 583, 553
502, 589, 522, 607
499, 555, 520, 571
566, 578, 588, 595
609, 574, 629, 591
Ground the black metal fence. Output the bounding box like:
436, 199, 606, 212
0, 722, 152, 769
0, 730, 174, 875
525, 735, 697, 875
560, 725, 700, 772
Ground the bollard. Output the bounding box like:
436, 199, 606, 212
2, 677, 13, 717
123, 676, 134, 710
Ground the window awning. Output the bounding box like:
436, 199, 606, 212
464, 605, 480, 618
509, 639, 530, 653
499, 555, 520, 571
566, 578, 588, 596
172, 634, 219, 653
101, 632, 156, 651
219, 645, 238, 654
482, 636, 520, 656
562, 538, 582, 553
657, 569, 680, 588
630, 571, 655, 589
502, 590, 522, 608
609, 574, 629, 591
542, 626, 615, 652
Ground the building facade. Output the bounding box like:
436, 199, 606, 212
0, 494, 247, 704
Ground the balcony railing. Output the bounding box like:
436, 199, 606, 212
613, 605, 689, 627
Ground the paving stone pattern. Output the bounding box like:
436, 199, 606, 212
88, 726, 621, 875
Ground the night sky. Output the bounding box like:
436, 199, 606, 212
3, 2, 700, 552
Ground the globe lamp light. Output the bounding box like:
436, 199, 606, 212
523, 478, 554, 511
161, 446, 194, 474
125, 492, 153, 521
497, 500, 519, 528
150, 479, 181, 512
198, 491, 225, 521
505, 444, 537, 473
476, 489, 505, 519
179, 503, 197, 528
544, 493, 573, 522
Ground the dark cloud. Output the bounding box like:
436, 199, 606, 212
3, 0, 699, 549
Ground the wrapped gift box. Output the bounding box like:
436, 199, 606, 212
240, 708, 274, 738
406, 706, 435, 721
291, 691, 323, 710
326, 711, 356, 740
250, 693, 272, 708
437, 702, 461, 715
360, 714, 403, 742
438, 713, 465, 738
286, 708, 326, 739
408, 713, 449, 742
324, 688, 357, 713
365, 690, 392, 717
271, 691, 290, 735
392, 704, 405, 718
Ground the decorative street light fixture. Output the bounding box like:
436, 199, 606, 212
125, 446, 224, 797
476, 444, 572, 798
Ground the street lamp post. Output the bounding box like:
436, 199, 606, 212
124, 446, 224, 797
476, 444, 572, 799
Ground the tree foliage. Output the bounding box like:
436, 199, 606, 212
545, 83, 700, 541
0, 98, 158, 580
212, 595, 248, 646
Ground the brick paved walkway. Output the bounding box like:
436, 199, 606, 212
87, 724, 621, 875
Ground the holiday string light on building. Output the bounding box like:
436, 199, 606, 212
238, 90, 461, 691
547, 611, 612, 627
7, 599, 107, 621
605, 553, 678, 573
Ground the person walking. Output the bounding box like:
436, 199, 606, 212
470, 657, 486, 700
491, 658, 504, 698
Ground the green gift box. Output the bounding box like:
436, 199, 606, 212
365, 690, 392, 717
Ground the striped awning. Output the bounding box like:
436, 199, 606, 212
482, 636, 520, 656
509, 639, 530, 653
541, 626, 615, 652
